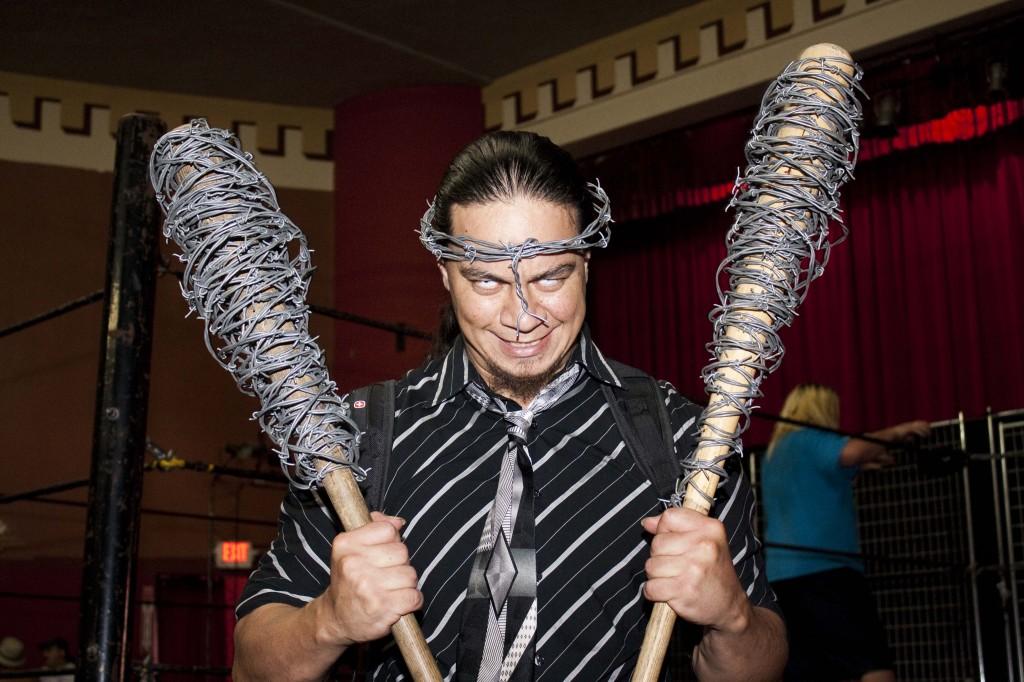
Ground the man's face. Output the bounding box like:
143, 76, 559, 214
440, 196, 588, 402
42, 646, 65, 668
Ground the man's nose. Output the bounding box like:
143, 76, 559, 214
500, 286, 545, 336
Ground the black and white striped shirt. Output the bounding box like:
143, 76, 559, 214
237, 331, 777, 680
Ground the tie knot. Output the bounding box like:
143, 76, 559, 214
465, 363, 582, 443
505, 410, 534, 442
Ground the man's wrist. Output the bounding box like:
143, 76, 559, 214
310, 593, 355, 650
711, 596, 753, 637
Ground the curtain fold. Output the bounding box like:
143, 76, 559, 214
588, 122, 1024, 442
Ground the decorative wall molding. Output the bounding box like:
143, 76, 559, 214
485, 0, 1017, 151
0, 71, 333, 191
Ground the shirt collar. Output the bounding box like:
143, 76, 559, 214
571, 325, 623, 389
429, 335, 476, 406
429, 326, 622, 407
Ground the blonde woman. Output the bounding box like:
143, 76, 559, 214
761, 383, 929, 682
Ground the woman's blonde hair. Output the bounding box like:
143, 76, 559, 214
767, 383, 840, 456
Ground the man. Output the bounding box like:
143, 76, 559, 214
38, 638, 75, 682
233, 132, 786, 681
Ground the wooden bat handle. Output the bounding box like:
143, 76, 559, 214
322, 468, 442, 682
631, 483, 718, 681
631, 43, 856, 682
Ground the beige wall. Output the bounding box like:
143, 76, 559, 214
0, 159, 335, 560
1, 71, 334, 185
488, 0, 1020, 154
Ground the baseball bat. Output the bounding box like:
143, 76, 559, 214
631, 43, 861, 682
150, 123, 441, 682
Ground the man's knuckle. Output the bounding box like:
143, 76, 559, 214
351, 573, 371, 594
702, 538, 720, 559
331, 534, 351, 557
339, 553, 363, 573
397, 561, 417, 585
382, 522, 401, 541
710, 521, 726, 541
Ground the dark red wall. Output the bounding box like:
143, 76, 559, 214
333, 86, 482, 391
3, 557, 230, 671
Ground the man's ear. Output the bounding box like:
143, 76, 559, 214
583, 251, 591, 284
438, 262, 451, 291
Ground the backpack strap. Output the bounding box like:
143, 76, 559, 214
599, 360, 680, 499
347, 380, 396, 512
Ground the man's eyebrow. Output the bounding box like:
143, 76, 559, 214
458, 261, 576, 282
531, 262, 576, 281
458, 265, 509, 282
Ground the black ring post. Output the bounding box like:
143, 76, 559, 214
79, 115, 165, 682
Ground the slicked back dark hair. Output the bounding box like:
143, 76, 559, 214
430, 131, 588, 235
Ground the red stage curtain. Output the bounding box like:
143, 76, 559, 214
588, 121, 1024, 442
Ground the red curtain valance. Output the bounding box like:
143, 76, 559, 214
583, 99, 1024, 223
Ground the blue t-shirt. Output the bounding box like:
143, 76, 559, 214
761, 428, 864, 582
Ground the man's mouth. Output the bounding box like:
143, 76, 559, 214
496, 331, 552, 358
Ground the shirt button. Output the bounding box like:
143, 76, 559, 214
534, 654, 544, 667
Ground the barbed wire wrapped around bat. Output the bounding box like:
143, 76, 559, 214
675, 55, 865, 506
149, 119, 363, 488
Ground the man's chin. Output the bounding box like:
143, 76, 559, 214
483, 357, 564, 402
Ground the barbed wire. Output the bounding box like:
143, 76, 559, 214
150, 120, 363, 488
677, 55, 866, 505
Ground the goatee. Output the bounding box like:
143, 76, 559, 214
480, 357, 566, 406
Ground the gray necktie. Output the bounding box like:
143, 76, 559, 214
458, 364, 581, 682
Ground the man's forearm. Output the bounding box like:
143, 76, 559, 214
233, 599, 348, 682
692, 605, 787, 681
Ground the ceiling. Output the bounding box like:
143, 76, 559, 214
0, 0, 700, 108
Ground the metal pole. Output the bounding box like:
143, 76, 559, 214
987, 408, 1016, 681
78, 114, 165, 682
1000, 419, 1024, 680
961, 411, 986, 682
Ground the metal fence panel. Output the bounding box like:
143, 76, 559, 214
854, 417, 977, 681
750, 416, 980, 681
